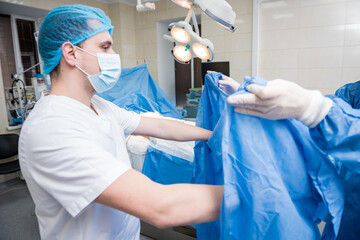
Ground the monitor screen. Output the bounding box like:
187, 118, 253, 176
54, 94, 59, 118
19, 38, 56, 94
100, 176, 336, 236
201, 61, 230, 85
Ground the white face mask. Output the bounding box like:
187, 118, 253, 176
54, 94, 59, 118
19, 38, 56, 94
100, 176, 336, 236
75, 46, 121, 93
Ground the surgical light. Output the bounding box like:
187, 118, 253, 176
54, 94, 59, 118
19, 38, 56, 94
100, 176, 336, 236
136, 0, 156, 12
192, 43, 210, 61
170, 0, 192, 9
165, 0, 232, 64
170, 27, 191, 43
167, 20, 214, 63
172, 45, 192, 63
169, 0, 236, 32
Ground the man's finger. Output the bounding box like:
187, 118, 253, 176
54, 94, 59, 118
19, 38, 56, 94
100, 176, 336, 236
246, 84, 278, 100
227, 94, 268, 106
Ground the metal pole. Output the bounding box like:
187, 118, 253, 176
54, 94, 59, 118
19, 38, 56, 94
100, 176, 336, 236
191, 59, 194, 89
184, 6, 194, 23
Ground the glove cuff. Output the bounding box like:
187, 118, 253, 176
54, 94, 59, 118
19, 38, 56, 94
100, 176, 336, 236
298, 90, 333, 128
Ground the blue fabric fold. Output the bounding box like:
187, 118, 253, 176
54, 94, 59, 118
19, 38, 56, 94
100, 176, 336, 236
194, 73, 228, 240
98, 64, 182, 119
311, 81, 360, 240
142, 146, 194, 184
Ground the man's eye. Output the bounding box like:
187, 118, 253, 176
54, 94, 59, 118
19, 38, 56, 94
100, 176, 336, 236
103, 46, 109, 50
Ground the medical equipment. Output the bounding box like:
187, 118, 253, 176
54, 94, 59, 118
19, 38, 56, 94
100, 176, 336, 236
170, 0, 236, 32
31, 76, 47, 101
164, 6, 214, 64
164, 0, 236, 64
7, 59, 48, 125
136, 0, 156, 12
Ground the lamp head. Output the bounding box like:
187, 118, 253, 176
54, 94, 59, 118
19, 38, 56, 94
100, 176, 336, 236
170, 0, 194, 9
194, 0, 236, 32
170, 27, 191, 44
192, 43, 210, 61
172, 45, 192, 63
191, 38, 214, 61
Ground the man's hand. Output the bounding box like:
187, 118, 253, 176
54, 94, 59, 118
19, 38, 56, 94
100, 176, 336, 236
207, 71, 240, 95
227, 79, 333, 128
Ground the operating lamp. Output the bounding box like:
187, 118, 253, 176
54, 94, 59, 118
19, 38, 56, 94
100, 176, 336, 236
165, 0, 236, 64
170, 0, 236, 32
136, 0, 156, 12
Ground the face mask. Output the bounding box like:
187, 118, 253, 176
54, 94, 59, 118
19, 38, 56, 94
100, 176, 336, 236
75, 46, 121, 93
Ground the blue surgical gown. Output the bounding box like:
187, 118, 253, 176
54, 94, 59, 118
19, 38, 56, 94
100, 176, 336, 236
311, 81, 360, 240
194, 73, 227, 240
195, 73, 344, 240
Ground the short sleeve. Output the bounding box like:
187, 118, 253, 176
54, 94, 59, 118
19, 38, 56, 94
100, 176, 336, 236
93, 96, 141, 135
25, 119, 131, 217
114, 107, 141, 136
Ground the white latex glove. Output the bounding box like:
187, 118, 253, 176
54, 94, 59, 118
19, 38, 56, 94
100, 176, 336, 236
227, 79, 333, 128
207, 71, 240, 95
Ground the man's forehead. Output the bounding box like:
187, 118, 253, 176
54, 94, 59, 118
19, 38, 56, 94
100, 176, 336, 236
84, 31, 113, 45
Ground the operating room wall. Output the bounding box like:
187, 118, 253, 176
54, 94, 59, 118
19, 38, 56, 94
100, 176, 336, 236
259, 0, 360, 95
108, 2, 137, 69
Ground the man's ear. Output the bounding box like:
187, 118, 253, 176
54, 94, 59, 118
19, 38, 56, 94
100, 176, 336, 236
61, 42, 77, 67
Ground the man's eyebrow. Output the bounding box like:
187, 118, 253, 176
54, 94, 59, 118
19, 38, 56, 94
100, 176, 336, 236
99, 40, 113, 46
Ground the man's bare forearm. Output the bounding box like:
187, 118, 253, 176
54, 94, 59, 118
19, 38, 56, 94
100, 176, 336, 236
156, 118, 212, 141
157, 184, 223, 228
133, 116, 212, 141
95, 170, 223, 229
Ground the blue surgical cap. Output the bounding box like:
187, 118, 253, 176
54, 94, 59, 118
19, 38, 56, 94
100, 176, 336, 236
38, 4, 113, 74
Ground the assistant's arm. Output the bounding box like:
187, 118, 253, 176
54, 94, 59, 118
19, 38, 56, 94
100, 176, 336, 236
132, 116, 212, 141
310, 96, 360, 172
95, 169, 223, 229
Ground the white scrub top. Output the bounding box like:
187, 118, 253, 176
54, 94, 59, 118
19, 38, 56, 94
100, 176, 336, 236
19, 95, 141, 240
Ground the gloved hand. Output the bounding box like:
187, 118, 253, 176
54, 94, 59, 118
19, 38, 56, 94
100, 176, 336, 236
207, 71, 240, 95
227, 79, 333, 128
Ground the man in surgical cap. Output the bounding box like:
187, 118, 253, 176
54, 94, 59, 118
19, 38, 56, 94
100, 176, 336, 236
218, 73, 360, 239
19, 4, 223, 240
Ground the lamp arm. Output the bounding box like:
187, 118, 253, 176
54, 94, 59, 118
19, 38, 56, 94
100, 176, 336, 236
184, 6, 194, 23
191, 10, 199, 35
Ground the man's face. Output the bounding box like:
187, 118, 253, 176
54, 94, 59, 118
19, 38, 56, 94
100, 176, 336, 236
76, 31, 116, 75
